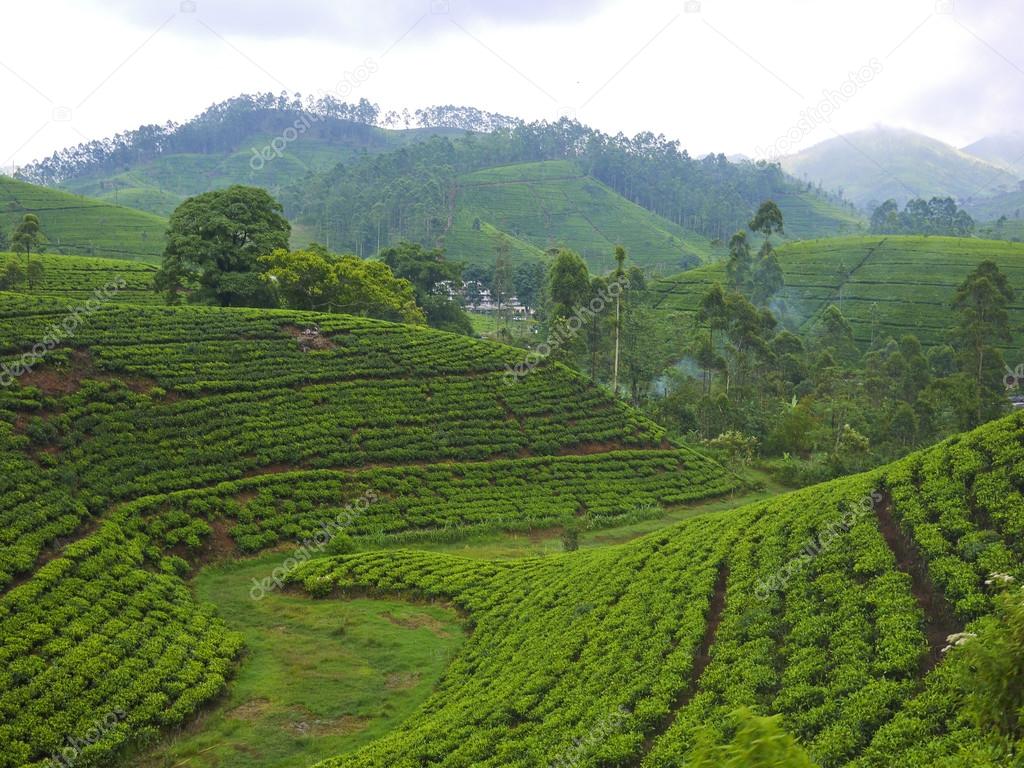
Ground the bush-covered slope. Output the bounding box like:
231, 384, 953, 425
287, 411, 1024, 766
0, 294, 742, 768
650, 235, 1024, 349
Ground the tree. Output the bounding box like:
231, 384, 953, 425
260, 244, 424, 323
612, 245, 626, 395
380, 241, 473, 335
547, 248, 590, 320
11, 214, 46, 285
725, 232, 752, 294
749, 200, 784, 240
748, 201, 785, 306
513, 261, 544, 314
155, 185, 290, 306
696, 284, 729, 393
26, 259, 44, 290
952, 260, 1014, 424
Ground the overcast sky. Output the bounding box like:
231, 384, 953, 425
2, 0, 1021, 170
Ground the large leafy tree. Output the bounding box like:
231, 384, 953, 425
379, 241, 472, 335
260, 244, 424, 324
155, 185, 291, 306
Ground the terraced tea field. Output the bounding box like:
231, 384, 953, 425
0, 177, 167, 263
1, 251, 1022, 768
650, 235, 1024, 349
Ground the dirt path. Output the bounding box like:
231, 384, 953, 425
874, 489, 962, 673
630, 562, 729, 764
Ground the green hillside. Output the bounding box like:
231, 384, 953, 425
445, 160, 718, 271
651, 235, 1024, 348
0, 296, 740, 767
289, 410, 1024, 766
0, 176, 167, 263
63, 126, 466, 218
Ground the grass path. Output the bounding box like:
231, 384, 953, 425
132, 554, 465, 768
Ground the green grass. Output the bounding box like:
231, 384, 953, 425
651, 234, 1024, 349
133, 552, 465, 768
0, 176, 167, 263
467, 310, 537, 339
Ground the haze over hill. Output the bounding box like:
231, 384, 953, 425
781, 126, 1021, 209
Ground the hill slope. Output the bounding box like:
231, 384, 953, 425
444, 160, 719, 271
782, 127, 1021, 208
651, 235, 1024, 348
0, 176, 167, 263
20, 95, 861, 270
287, 409, 1024, 766
0, 295, 739, 767
963, 132, 1024, 177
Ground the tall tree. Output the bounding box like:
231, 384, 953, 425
748, 201, 785, 306
725, 232, 752, 295
547, 248, 590, 320
155, 185, 290, 306
11, 214, 46, 287
612, 245, 626, 395
512, 261, 544, 314
696, 283, 729, 393
952, 259, 1014, 423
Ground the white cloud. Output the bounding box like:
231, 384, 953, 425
0, 0, 1020, 169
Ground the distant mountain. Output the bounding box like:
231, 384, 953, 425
963, 132, 1024, 177
781, 126, 1020, 209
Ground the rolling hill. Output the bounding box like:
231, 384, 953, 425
0, 291, 744, 766
2, 274, 1020, 764
650, 235, 1024, 349
59, 124, 467, 218
0, 176, 167, 263
18, 95, 862, 272
782, 127, 1021, 208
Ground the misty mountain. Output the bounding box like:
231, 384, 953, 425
781, 126, 1020, 210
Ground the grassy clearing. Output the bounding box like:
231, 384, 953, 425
133, 552, 465, 768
